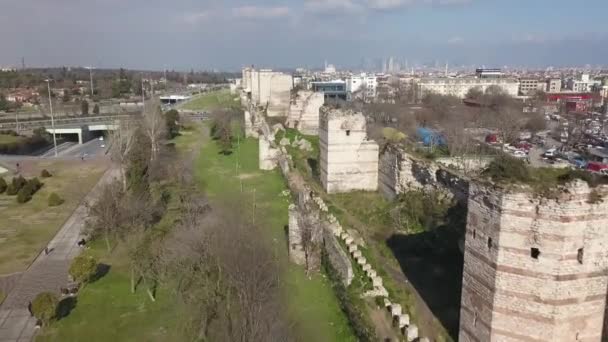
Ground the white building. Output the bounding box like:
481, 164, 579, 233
346, 73, 377, 100
416, 77, 519, 100
567, 74, 600, 93
546, 78, 562, 92
519, 78, 545, 95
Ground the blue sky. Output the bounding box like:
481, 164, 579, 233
1, 0, 608, 70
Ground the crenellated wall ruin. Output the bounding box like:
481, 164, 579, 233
378, 144, 470, 203
460, 181, 608, 342
320, 107, 379, 194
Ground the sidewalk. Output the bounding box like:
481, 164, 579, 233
0, 168, 118, 342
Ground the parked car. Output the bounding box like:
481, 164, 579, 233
543, 148, 557, 158
587, 161, 608, 173
512, 150, 527, 159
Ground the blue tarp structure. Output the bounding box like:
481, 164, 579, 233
416, 127, 447, 147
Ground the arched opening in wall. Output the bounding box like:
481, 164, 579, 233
577, 248, 584, 264
531, 248, 540, 259
487, 237, 492, 250
345, 130, 350, 136
473, 230, 476, 239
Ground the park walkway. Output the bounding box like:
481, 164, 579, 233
0, 168, 118, 342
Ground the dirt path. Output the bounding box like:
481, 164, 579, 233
0, 168, 119, 342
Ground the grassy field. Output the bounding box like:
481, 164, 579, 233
0, 134, 24, 145
180, 89, 240, 111
34, 124, 354, 342
196, 129, 355, 341
36, 238, 185, 342
0, 160, 107, 275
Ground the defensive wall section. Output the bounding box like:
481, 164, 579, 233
319, 107, 379, 194
460, 181, 608, 342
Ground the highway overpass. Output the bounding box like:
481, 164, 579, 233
0, 113, 137, 131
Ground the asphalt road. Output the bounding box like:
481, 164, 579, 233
61, 138, 108, 158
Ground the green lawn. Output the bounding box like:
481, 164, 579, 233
37, 241, 185, 342
180, 89, 240, 111
196, 129, 355, 341
0, 134, 24, 144
0, 160, 107, 275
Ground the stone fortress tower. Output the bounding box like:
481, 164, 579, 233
319, 107, 379, 194
460, 180, 608, 342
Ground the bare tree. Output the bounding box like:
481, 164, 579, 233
141, 98, 166, 162
298, 203, 322, 275
109, 120, 137, 191
86, 181, 125, 251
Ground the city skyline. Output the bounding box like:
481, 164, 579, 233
2, 0, 608, 70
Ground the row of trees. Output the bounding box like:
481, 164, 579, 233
85, 103, 288, 340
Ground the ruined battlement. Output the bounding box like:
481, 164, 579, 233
460, 180, 608, 342
287, 91, 324, 135
319, 107, 379, 194
379, 144, 470, 202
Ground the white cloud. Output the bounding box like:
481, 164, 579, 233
447, 36, 464, 44
232, 6, 290, 19
183, 11, 214, 25
304, 0, 364, 13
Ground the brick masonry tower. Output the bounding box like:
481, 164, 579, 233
460, 180, 608, 342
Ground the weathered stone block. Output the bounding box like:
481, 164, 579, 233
390, 303, 402, 317
372, 276, 382, 288
352, 250, 362, 259
406, 324, 419, 341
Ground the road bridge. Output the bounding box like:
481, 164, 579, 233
0, 113, 138, 131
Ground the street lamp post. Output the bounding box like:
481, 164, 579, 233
85, 66, 95, 97
45, 79, 58, 157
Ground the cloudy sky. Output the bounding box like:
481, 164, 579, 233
1, 0, 608, 70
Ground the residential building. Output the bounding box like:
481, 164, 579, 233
567, 74, 601, 93
416, 77, 519, 100
346, 73, 377, 101
546, 78, 562, 92
519, 78, 542, 95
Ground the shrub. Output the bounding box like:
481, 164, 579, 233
69, 254, 98, 284
483, 154, 530, 183
0, 177, 6, 194
16, 183, 34, 203
28, 177, 43, 192
31, 292, 59, 326
41, 169, 52, 178
48, 193, 64, 207
7, 176, 27, 195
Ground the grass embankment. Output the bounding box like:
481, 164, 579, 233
197, 129, 355, 341
0, 160, 107, 275
0, 134, 24, 145
36, 240, 184, 342
180, 89, 240, 111
37, 125, 354, 342
36, 131, 202, 342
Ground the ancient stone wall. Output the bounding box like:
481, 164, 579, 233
324, 228, 354, 286
267, 73, 293, 117
460, 181, 608, 342
378, 144, 469, 202
259, 137, 279, 170
320, 107, 379, 194
287, 91, 325, 135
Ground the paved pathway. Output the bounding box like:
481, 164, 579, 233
0, 168, 118, 342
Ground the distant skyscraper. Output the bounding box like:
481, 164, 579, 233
388, 57, 394, 73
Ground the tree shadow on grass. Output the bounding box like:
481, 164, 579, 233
385, 206, 466, 340
90, 263, 111, 283
56, 297, 77, 320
